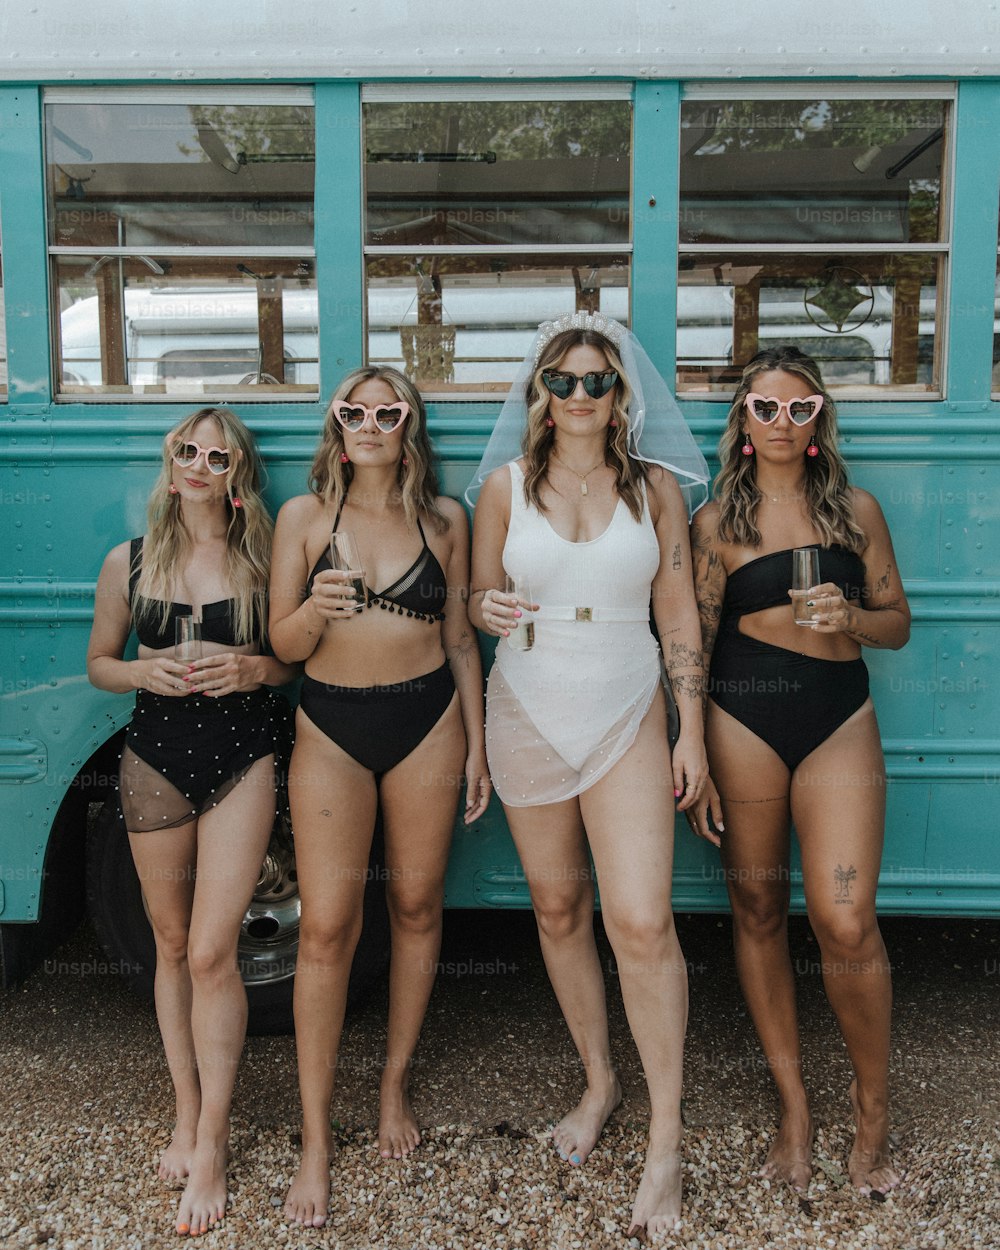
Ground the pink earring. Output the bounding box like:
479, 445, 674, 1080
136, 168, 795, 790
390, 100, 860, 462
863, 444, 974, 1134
741, 435, 754, 457
806, 436, 819, 458
168, 483, 179, 494
545, 417, 555, 428
402, 457, 409, 466
609, 419, 618, 428
340, 452, 349, 464
231, 496, 243, 508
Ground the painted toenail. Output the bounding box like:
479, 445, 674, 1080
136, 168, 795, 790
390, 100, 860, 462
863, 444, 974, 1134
570, 1154, 581, 1164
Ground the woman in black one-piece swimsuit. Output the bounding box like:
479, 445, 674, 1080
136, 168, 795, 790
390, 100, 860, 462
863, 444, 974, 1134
88, 407, 295, 1236
270, 366, 490, 1228
690, 346, 910, 1197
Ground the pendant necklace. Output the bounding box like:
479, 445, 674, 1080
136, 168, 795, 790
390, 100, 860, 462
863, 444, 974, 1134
550, 452, 606, 496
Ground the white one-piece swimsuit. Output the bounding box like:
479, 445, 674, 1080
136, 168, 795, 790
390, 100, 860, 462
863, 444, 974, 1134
486, 460, 663, 806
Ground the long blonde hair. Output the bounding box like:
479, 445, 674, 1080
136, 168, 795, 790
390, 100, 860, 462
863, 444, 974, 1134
523, 329, 649, 522
309, 366, 447, 534
134, 407, 272, 645
716, 345, 865, 552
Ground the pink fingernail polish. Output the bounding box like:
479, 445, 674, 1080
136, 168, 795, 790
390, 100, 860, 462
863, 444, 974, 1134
674, 788, 682, 797
514, 610, 522, 618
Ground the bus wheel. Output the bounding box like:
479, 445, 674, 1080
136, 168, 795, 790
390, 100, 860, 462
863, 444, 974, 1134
85, 792, 389, 1035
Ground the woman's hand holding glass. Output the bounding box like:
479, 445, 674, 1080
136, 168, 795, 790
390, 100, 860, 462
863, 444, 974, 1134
788, 581, 854, 633
184, 652, 263, 696
480, 585, 539, 638
132, 654, 198, 696
309, 568, 363, 619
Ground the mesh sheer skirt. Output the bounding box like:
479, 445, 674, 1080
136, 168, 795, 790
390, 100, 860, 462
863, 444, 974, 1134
120, 687, 292, 832
486, 621, 661, 806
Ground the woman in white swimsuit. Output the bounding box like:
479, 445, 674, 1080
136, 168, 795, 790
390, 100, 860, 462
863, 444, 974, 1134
468, 312, 717, 1238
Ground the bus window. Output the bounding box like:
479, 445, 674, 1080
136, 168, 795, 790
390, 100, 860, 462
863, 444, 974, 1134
677, 91, 950, 397
363, 92, 631, 395
45, 92, 316, 400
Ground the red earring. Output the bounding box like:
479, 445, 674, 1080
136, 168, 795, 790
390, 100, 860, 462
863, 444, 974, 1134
168, 483, 179, 494
806, 436, 819, 458
402, 457, 409, 467
340, 452, 349, 464
609, 419, 618, 428
545, 417, 555, 428
232, 496, 243, 508
741, 435, 754, 457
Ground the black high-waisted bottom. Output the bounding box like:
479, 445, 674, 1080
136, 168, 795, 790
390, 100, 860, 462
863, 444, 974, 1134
709, 630, 870, 773
121, 687, 293, 832
299, 662, 456, 776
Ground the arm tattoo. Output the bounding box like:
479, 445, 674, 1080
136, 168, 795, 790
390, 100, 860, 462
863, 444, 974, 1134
670, 672, 706, 702
876, 563, 892, 593
447, 628, 478, 670
668, 640, 704, 672
672, 542, 682, 570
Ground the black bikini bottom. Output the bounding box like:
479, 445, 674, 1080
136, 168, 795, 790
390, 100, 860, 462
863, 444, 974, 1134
121, 687, 293, 832
299, 662, 456, 776
709, 630, 870, 772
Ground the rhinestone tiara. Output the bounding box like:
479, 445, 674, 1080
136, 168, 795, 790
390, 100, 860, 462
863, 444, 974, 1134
533, 311, 627, 365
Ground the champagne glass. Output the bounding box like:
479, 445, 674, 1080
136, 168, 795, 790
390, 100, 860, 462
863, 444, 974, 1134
791, 548, 821, 626
174, 615, 203, 661
505, 574, 534, 651
329, 531, 368, 612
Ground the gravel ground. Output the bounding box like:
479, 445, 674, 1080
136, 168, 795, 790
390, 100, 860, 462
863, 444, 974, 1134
1, 911, 998, 1249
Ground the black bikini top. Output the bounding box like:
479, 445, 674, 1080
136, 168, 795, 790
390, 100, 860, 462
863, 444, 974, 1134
128, 537, 258, 650
722, 544, 865, 623
306, 503, 447, 624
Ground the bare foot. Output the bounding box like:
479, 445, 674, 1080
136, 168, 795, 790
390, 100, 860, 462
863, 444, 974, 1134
284, 1141, 332, 1228
551, 1074, 622, 1166
379, 1085, 421, 1160
627, 1133, 683, 1238
175, 1136, 228, 1237
158, 1122, 197, 1184
849, 1079, 900, 1194
759, 1108, 814, 1193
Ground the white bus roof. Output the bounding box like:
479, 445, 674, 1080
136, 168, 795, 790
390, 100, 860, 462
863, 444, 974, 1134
1, 1, 991, 82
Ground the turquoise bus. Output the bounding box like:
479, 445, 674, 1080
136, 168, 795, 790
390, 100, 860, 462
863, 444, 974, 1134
2, 2, 998, 1030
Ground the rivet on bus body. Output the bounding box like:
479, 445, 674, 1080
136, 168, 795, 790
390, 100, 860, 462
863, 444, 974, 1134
648, 198, 656, 207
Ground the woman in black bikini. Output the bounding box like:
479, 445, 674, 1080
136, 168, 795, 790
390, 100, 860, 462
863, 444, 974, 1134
271, 366, 490, 1227
88, 407, 294, 1237
690, 346, 910, 1196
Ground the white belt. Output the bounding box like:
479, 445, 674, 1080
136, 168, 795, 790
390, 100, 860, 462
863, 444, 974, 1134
531, 606, 649, 622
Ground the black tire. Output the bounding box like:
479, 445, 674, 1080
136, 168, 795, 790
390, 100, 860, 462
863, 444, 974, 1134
85, 790, 389, 1035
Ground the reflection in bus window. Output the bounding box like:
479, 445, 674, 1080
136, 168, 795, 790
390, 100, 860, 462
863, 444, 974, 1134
677, 93, 950, 396
46, 95, 316, 399
366, 253, 629, 392
56, 265, 318, 396
363, 95, 632, 394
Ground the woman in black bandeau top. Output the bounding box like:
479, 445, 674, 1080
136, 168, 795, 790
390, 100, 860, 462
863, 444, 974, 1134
690, 346, 910, 1197
87, 407, 295, 1237
270, 366, 490, 1228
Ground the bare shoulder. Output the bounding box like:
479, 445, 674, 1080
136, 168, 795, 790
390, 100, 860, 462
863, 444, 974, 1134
849, 486, 889, 532
644, 464, 685, 517
101, 538, 135, 577
690, 498, 721, 543
477, 463, 514, 509
276, 491, 324, 527
435, 495, 468, 529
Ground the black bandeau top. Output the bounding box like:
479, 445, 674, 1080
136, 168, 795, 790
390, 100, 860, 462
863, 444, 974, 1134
306, 504, 447, 624
128, 537, 260, 650
722, 544, 865, 623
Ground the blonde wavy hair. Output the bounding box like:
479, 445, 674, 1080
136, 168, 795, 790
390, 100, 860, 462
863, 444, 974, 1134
716, 345, 865, 552
133, 407, 272, 645
524, 329, 649, 523
310, 366, 446, 534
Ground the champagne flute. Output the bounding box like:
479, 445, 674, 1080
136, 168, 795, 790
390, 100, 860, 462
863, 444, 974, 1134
791, 548, 821, 626
174, 615, 203, 661
505, 574, 534, 651
329, 531, 368, 612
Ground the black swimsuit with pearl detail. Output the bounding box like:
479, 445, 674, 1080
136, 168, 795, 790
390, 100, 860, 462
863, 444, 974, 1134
118, 537, 292, 832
